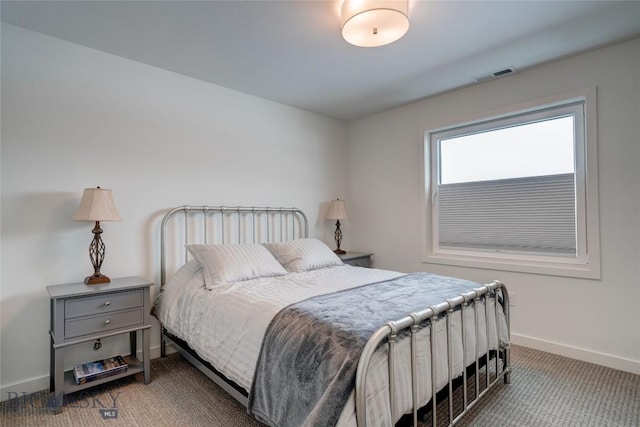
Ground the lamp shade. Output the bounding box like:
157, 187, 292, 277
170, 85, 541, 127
326, 199, 348, 220
72, 187, 122, 222
341, 0, 410, 47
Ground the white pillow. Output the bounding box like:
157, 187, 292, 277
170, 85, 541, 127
186, 243, 287, 289
263, 238, 344, 273
154, 259, 202, 326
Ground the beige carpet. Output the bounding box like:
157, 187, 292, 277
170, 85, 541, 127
2, 345, 638, 427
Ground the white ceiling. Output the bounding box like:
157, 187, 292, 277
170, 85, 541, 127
2, 1, 640, 121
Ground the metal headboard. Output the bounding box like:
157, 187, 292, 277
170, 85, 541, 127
160, 205, 309, 291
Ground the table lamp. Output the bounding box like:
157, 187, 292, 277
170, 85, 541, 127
326, 199, 348, 254
72, 187, 122, 284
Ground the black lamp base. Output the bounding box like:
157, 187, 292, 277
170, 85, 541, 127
84, 220, 111, 285
333, 219, 346, 255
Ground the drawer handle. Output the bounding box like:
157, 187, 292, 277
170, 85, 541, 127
104, 301, 111, 306
104, 319, 111, 325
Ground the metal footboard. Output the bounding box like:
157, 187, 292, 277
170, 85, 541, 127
355, 281, 511, 427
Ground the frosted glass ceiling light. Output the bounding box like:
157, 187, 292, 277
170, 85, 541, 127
341, 0, 410, 47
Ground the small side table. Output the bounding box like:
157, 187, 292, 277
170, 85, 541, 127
47, 276, 153, 412
339, 251, 373, 268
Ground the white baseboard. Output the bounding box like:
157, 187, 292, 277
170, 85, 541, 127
1, 376, 49, 403
511, 333, 640, 375
1, 345, 175, 402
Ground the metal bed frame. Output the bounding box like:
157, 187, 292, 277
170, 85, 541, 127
158, 205, 511, 427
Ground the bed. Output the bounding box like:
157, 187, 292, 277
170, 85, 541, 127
154, 205, 511, 427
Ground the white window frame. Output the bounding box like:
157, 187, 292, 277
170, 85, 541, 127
422, 88, 600, 279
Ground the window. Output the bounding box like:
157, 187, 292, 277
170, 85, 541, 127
423, 89, 600, 278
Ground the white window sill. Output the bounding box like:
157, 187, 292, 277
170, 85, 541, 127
422, 253, 601, 280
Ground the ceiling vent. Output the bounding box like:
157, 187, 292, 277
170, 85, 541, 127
474, 67, 516, 82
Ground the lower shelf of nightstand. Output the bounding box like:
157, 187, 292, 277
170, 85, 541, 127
62, 355, 143, 394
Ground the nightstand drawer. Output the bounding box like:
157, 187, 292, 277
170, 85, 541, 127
339, 252, 373, 268
65, 308, 143, 339
346, 257, 371, 268
65, 290, 143, 319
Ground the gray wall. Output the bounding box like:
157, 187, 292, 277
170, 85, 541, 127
0, 24, 348, 396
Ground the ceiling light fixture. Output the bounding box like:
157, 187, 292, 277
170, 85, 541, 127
341, 0, 410, 47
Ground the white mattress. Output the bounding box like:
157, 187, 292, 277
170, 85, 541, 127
156, 261, 509, 426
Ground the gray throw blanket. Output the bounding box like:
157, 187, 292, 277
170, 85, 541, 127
248, 272, 484, 427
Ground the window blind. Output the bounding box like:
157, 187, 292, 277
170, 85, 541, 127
437, 173, 576, 255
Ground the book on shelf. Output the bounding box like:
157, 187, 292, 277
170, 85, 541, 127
73, 355, 128, 385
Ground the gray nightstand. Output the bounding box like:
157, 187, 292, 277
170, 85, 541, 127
47, 276, 153, 411
339, 251, 373, 268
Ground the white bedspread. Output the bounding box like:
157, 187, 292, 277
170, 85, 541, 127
156, 261, 404, 389
156, 261, 509, 426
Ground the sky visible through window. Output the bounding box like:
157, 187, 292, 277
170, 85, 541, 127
439, 116, 575, 184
